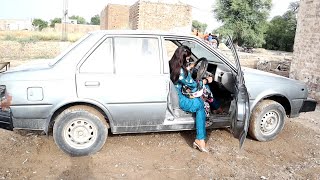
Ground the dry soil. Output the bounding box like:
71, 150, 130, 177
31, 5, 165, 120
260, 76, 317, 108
0, 107, 319, 179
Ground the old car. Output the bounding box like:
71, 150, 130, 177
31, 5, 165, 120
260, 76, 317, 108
0, 30, 317, 156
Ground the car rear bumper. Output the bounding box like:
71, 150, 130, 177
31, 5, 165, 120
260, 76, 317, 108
299, 99, 317, 113
0, 108, 13, 131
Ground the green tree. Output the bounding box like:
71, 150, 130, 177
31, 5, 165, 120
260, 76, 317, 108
192, 20, 208, 33
213, 0, 272, 47
289, 1, 299, 13
69, 15, 86, 24
50, 17, 61, 28
32, 18, 48, 31
90, 14, 100, 25
263, 10, 297, 52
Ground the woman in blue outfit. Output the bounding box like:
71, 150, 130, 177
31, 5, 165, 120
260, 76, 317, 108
169, 46, 213, 152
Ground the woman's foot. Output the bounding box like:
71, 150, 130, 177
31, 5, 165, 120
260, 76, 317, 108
213, 107, 224, 114
193, 139, 209, 153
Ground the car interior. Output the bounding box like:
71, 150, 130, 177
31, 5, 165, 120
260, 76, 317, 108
165, 38, 237, 127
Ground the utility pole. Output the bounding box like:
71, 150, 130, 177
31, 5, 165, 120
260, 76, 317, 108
62, 0, 68, 41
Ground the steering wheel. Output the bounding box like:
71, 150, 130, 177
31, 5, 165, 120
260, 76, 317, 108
193, 58, 208, 81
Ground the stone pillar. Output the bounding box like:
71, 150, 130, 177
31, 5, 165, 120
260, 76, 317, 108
290, 0, 320, 102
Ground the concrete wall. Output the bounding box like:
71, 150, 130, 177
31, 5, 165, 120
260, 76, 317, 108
54, 23, 99, 33
290, 0, 320, 102
100, 4, 130, 30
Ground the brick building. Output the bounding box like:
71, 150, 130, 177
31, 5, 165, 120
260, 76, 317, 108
100, 0, 192, 33
100, 4, 130, 30
290, 0, 320, 102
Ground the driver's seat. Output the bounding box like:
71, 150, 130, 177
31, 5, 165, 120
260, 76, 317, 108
168, 81, 192, 118
169, 81, 180, 110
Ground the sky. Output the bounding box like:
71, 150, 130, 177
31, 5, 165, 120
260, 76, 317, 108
0, 0, 297, 31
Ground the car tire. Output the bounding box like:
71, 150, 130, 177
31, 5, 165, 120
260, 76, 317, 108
53, 105, 108, 156
249, 100, 286, 141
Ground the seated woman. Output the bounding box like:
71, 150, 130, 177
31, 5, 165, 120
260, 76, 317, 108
169, 45, 213, 152
189, 57, 223, 116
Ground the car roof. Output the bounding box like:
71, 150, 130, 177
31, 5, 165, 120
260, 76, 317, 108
89, 30, 196, 38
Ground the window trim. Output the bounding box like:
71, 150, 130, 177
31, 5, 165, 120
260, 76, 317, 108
78, 37, 114, 74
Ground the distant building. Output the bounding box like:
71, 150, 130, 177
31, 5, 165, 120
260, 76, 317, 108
100, 0, 192, 33
62, 19, 78, 24
54, 23, 99, 33
0, 19, 33, 30
290, 0, 320, 102
100, 4, 130, 30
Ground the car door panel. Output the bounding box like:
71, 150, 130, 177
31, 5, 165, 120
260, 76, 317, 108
76, 36, 168, 130
225, 37, 250, 148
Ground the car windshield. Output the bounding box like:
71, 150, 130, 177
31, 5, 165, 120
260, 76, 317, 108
180, 37, 238, 71
186, 41, 222, 64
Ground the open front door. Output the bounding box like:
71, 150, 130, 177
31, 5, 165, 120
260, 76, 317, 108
226, 37, 250, 148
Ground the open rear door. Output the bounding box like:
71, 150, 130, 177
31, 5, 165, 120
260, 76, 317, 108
226, 37, 250, 148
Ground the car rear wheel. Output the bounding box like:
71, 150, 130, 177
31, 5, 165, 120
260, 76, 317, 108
53, 105, 108, 156
249, 100, 286, 141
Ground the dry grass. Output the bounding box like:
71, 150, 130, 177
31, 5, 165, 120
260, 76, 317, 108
0, 31, 83, 66
0, 31, 84, 42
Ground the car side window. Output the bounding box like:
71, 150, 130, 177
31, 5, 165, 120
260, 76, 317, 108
80, 38, 113, 73
114, 37, 161, 75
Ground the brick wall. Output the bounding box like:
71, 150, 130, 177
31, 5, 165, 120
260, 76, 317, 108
290, 0, 320, 102
133, 1, 192, 32
100, 6, 107, 30
100, 4, 130, 30
102, 0, 192, 32
129, 1, 140, 30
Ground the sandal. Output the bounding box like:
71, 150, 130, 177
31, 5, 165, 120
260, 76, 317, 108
193, 141, 209, 153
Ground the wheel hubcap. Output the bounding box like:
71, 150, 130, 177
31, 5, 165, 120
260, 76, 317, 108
63, 119, 97, 149
260, 110, 280, 135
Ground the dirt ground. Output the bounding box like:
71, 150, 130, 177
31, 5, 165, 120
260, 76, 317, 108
0, 106, 319, 179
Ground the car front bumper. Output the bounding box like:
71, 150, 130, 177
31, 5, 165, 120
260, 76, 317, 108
299, 99, 317, 113
0, 108, 13, 131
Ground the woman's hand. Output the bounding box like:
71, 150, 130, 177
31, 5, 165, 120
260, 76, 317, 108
187, 62, 195, 70
203, 76, 213, 84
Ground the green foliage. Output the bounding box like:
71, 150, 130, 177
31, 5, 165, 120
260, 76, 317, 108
50, 18, 62, 28
263, 11, 297, 52
289, 1, 299, 13
90, 14, 100, 25
69, 15, 86, 24
32, 18, 48, 31
213, 0, 272, 47
192, 20, 208, 33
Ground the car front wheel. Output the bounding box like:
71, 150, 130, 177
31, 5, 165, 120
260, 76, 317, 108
53, 105, 108, 156
249, 100, 286, 141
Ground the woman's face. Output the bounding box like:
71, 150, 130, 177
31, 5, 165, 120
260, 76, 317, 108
186, 56, 191, 62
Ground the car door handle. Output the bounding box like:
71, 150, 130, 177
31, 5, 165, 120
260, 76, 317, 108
85, 81, 100, 87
